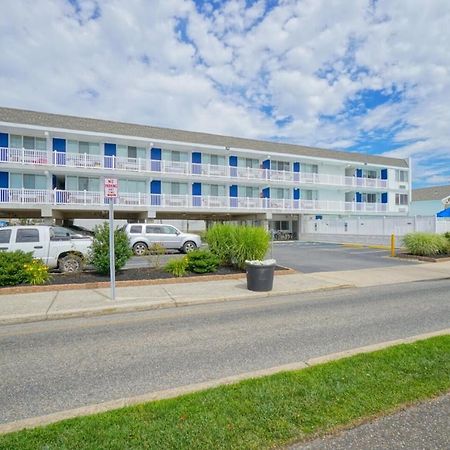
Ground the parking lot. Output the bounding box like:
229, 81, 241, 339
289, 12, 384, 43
271, 241, 419, 273
124, 241, 420, 273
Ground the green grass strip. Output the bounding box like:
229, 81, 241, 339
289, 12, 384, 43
1, 336, 449, 450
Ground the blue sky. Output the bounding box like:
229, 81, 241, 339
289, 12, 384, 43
0, 0, 449, 187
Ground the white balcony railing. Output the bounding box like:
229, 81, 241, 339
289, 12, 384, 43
0, 147, 388, 189
0, 188, 389, 213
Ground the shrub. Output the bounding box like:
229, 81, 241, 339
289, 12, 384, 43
89, 222, 133, 274
403, 232, 449, 256
147, 243, 166, 269
444, 231, 450, 242
0, 250, 34, 286
232, 226, 270, 269
164, 257, 189, 277
23, 259, 50, 285
187, 250, 220, 274
206, 224, 270, 270
205, 224, 235, 266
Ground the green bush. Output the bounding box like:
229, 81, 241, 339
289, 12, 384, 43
205, 223, 235, 266
206, 224, 270, 269
0, 250, 34, 286
232, 226, 270, 269
89, 222, 133, 274
147, 242, 166, 269
403, 232, 449, 256
444, 231, 450, 243
187, 250, 220, 274
164, 257, 189, 277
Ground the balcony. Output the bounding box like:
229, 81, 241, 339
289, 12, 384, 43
0, 147, 388, 190
0, 188, 389, 213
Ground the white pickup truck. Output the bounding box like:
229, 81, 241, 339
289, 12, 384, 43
0, 226, 92, 272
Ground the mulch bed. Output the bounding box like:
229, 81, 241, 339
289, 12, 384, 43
48, 266, 246, 285
0, 265, 292, 295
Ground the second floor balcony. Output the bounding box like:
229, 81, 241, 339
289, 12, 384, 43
0, 147, 389, 190
0, 187, 390, 214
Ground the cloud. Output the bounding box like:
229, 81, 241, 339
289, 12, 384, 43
0, 0, 449, 187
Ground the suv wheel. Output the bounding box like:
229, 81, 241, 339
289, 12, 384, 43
132, 242, 148, 256
182, 241, 197, 254
59, 254, 83, 273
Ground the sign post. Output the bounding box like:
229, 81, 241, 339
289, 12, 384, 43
104, 178, 118, 300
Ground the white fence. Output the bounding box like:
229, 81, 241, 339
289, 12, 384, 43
303, 215, 450, 236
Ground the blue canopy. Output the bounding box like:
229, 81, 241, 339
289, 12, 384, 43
437, 208, 450, 217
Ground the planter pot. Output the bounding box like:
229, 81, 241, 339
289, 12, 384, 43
245, 259, 276, 292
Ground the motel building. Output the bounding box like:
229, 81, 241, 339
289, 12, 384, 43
0, 107, 411, 237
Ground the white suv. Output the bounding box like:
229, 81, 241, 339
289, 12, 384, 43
124, 223, 201, 256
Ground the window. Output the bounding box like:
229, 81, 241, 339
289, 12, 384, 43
146, 225, 160, 234
21, 174, 47, 190
210, 155, 219, 165
171, 151, 181, 162
303, 190, 318, 200
396, 194, 408, 205
0, 229, 11, 244
79, 142, 89, 154
129, 225, 143, 234
161, 226, 177, 234
302, 164, 318, 174
16, 228, 39, 243
396, 170, 409, 182
366, 170, 377, 179
10, 135, 46, 150
78, 177, 89, 191
128, 146, 137, 159
363, 193, 377, 203
210, 184, 219, 196
67, 140, 100, 155
273, 161, 290, 171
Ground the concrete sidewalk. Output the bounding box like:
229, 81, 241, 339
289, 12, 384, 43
0, 261, 449, 325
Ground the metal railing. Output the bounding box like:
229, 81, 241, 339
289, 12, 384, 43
0, 188, 389, 213
0, 147, 388, 189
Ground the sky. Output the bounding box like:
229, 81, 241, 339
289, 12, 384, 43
0, 0, 449, 188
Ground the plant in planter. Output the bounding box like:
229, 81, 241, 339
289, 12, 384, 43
164, 256, 189, 277
147, 242, 166, 269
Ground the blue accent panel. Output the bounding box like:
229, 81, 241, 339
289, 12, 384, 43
262, 187, 270, 198
381, 192, 388, 204
293, 162, 300, 172
52, 175, 57, 189
356, 169, 363, 177
437, 208, 450, 217
356, 192, 362, 203
192, 182, 201, 196
192, 152, 201, 164
104, 143, 116, 157
315, 215, 323, 220
229, 185, 238, 197
381, 169, 388, 180
52, 138, 66, 152
229, 156, 237, 166
0, 171, 8, 188
150, 180, 161, 194
293, 188, 300, 200
104, 143, 116, 169
0, 133, 8, 147
151, 147, 161, 160
262, 159, 270, 170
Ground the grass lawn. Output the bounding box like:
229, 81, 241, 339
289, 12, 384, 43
1, 336, 449, 449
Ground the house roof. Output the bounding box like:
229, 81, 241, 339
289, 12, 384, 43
0, 106, 409, 167
412, 185, 450, 201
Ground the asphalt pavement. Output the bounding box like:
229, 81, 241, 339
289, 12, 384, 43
271, 241, 419, 273
1, 279, 449, 424
292, 394, 450, 450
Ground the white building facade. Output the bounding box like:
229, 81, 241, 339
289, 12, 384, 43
0, 107, 411, 235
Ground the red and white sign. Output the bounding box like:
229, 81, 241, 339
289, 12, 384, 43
104, 178, 118, 198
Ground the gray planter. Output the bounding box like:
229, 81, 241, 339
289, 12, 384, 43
245, 259, 276, 292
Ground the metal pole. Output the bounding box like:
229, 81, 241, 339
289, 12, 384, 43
109, 198, 116, 300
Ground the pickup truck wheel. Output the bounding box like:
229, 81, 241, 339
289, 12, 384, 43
132, 242, 148, 256
182, 241, 197, 254
59, 254, 83, 273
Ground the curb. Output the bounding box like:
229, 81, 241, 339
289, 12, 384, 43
1, 328, 448, 435
0, 283, 353, 325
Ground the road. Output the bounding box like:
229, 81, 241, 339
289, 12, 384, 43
1, 279, 449, 424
